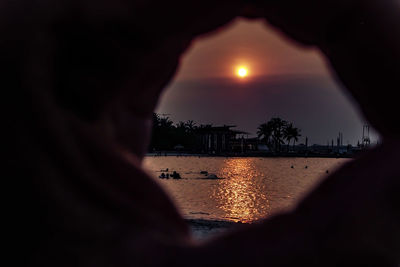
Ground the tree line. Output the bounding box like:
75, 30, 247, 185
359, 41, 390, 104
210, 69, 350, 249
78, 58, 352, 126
150, 114, 302, 152
257, 117, 301, 153
150, 113, 201, 151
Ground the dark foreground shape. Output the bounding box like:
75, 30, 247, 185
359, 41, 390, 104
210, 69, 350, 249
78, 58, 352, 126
4, 0, 400, 266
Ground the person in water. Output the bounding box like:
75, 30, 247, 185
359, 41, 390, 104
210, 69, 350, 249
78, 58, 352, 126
171, 171, 181, 179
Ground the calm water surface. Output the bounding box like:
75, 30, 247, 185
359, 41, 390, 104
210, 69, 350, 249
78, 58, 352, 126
144, 157, 350, 223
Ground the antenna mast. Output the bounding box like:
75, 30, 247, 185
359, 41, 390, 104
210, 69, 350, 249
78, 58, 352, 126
362, 125, 370, 147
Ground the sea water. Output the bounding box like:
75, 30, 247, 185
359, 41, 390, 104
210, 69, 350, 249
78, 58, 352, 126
144, 156, 349, 223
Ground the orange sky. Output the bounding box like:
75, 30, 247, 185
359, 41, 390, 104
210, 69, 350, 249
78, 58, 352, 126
157, 18, 378, 145
173, 18, 329, 81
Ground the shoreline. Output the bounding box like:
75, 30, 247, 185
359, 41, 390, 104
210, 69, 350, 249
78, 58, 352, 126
185, 219, 248, 240
146, 152, 356, 159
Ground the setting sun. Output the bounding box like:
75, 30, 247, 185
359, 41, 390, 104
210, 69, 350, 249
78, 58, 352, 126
237, 67, 248, 78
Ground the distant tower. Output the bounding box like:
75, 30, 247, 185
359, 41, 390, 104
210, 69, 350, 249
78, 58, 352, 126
340, 132, 343, 146
362, 125, 371, 147
337, 132, 343, 147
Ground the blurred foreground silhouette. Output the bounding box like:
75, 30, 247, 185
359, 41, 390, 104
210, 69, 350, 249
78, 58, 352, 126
4, 0, 400, 266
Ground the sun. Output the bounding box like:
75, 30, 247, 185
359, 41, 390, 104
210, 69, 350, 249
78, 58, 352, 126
237, 67, 248, 78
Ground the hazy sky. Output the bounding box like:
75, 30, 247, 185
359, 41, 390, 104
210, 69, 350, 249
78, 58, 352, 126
156, 18, 378, 145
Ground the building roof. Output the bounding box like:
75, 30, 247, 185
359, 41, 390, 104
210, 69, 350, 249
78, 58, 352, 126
195, 125, 249, 135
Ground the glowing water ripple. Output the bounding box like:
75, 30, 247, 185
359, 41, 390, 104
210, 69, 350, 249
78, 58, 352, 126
144, 157, 349, 223
214, 158, 269, 222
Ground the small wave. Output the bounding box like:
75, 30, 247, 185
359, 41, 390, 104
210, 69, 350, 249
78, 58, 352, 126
189, 212, 210, 215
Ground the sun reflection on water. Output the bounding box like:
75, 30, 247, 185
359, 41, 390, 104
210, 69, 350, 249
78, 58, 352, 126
214, 158, 269, 223
144, 157, 349, 223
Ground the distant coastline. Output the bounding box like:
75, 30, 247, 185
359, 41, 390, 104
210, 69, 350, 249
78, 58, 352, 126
146, 151, 356, 159
150, 115, 373, 159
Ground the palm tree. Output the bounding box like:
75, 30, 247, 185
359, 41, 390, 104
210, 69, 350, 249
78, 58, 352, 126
257, 123, 273, 147
176, 121, 186, 131
269, 118, 287, 152
159, 116, 174, 129
284, 123, 294, 152
185, 120, 196, 132
291, 127, 301, 149
284, 123, 301, 151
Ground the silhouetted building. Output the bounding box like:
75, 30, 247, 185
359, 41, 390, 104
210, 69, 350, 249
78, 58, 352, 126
242, 137, 260, 152
195, 125, 248, 153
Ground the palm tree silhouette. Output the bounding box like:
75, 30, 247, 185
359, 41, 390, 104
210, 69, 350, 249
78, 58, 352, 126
269, 118, 287, 153
185, 120, 196, 133
176, 121, 186, 131
258, 118, 303, 153
284, 123, 302, 152
258, 118, 290, 152
257, 122, 273, 149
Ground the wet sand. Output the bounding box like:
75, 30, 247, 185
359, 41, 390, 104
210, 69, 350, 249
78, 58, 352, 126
186, 219, 247, 241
